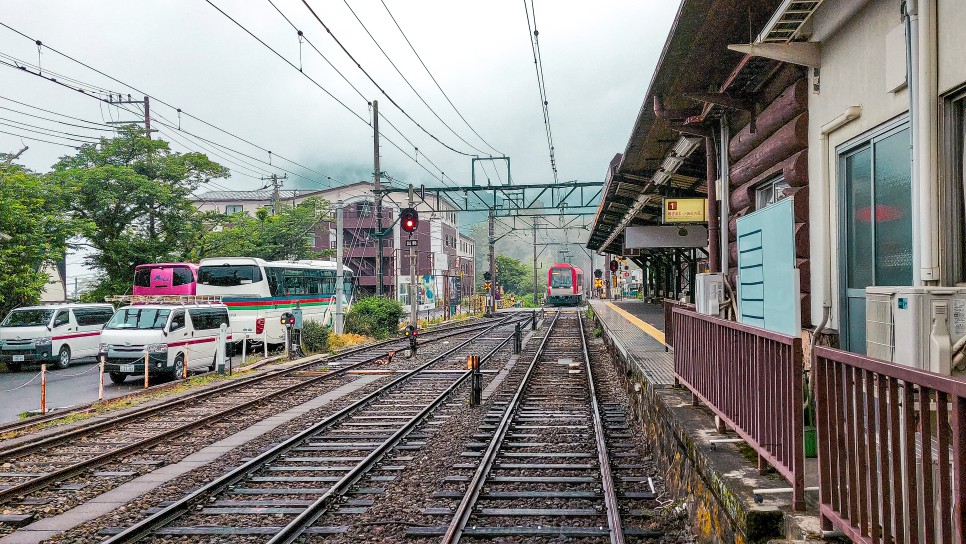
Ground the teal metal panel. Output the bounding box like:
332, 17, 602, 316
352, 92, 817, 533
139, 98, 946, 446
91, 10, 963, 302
736, 198, 800, 336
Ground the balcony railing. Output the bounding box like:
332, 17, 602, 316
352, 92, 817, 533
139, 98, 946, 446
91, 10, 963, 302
672, 307, 805, 510
813, 346, 965, 543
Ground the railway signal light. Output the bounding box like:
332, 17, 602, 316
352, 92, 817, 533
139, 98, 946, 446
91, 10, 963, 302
609, 260, 618, 272
594, 269, 602, 278
400, 208, 419, 233
483, 271, 491, 281
483, 281, 492, 291
280, 312, 295, 327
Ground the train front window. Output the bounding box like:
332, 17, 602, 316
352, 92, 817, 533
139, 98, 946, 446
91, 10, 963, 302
550, 269, 572, 288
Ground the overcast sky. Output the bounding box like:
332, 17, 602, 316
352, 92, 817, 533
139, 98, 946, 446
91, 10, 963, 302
2, 0, 677, 196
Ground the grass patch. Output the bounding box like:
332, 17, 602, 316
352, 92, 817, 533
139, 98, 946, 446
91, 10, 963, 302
328, 333, 371, 353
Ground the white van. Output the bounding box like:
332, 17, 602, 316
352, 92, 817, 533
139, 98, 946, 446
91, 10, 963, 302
0, 303, 115, 371
98, 301, 231, 384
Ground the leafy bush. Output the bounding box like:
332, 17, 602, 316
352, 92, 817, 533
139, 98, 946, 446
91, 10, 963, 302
518, 293, 541, 308
344, 297, 405, 339
300, 320, 330, 353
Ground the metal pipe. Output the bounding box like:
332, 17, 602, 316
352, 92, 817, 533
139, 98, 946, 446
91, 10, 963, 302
719, 116, 731, 277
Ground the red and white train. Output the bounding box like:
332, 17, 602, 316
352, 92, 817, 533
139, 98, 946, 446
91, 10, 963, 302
546, 263, 584, 306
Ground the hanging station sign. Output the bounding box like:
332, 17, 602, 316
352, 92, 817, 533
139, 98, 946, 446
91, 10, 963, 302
662, 198, 708, 223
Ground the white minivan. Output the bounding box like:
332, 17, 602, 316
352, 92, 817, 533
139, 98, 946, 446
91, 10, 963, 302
98, 302, 231, 384
0, 303, 115, 371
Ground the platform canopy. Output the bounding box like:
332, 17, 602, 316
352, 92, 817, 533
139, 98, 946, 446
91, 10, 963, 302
586, 0, 784, 258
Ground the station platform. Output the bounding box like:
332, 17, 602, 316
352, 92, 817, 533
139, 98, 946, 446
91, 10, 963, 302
587, 298, 823, 542
588, 299, 674, 386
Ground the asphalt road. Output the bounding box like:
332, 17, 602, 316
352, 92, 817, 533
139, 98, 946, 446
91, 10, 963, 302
0, 359, 145, 423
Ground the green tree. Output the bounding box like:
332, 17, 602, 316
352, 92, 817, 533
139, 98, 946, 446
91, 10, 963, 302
50, 127, 229, 300
495, 254, 533, 296
0, 160, 73, 316
195, 197, 332, 261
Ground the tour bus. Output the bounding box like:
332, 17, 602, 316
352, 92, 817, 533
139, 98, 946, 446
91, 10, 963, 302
133, 263, 199, 295
196, 257, 355, 346
0, 303, 115, 371
98, 296, 230, 384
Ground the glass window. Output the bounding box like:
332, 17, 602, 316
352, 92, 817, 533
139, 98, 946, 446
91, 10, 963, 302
172, 267, 195, 287
73, 307, 114, 326
53, 311, 70, 327
188, 308, 229, 330
106, 308, 171, 330
320, 270, 336, 294
755, 176, 791, 210
134, 268, 151, 287
873, 129, 914, 286
265, 267, 284, 296
198, 265, 263, 286
845, 147, 874, 290
169, 310, 186, 332
225, 205, 244, 214
550, 269, 573, 288
1, 309, 54, 327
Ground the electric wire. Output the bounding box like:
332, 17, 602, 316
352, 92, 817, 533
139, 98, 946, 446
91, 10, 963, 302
378, 0, 504, 158
0, 116, 107, 140
0, 119, 99, 143
522, 0, 559, 183
0, 128, 79, 148
298, 0, 476, 157
341, 0, 490, 157
0, 20, 342, 186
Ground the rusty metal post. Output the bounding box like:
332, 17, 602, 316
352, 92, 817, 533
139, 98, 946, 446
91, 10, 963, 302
40, 364, 46, 414
99, 355, 105, 400
468, 356, 481, 406
144, 351, 149, 389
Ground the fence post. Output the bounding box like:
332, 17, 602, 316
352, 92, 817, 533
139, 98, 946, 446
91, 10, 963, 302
144, 351, 149, 389
40, 364, 46, 414
99, 355, 105, 401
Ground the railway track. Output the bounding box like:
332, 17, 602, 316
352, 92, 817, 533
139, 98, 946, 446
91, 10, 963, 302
0, 316, 529, 525
411, 311, 662, 542
98, 315, 530, 542
0, 317, 502, 439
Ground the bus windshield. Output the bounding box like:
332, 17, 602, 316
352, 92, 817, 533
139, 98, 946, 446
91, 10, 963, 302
1, 309, 54, 327
198, 265, 263, 287
550, 269, 573, 288
106, 308, 171, 330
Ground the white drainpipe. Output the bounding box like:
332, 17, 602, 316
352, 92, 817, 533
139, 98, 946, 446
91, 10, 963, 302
912, 0, 939, 283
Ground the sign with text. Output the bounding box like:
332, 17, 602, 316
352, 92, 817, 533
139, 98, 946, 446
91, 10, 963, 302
662, 198, 707, 223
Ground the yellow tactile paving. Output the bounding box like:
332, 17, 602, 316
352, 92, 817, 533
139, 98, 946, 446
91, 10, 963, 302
602, 302, 666, 345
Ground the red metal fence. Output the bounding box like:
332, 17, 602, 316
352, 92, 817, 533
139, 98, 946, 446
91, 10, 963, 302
813, 346, 965, 543
663, 299, 693, 348
672, 307, 805, 510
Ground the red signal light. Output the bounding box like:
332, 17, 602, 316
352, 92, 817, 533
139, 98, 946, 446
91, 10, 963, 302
400, 208, 419, 233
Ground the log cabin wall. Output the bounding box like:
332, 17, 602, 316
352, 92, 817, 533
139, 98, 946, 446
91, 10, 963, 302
725, 67, 811, 326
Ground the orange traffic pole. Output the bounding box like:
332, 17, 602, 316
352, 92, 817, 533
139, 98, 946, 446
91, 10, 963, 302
99, 355, 105, 400
144, 351, 149, 389
40, 364, 47, 413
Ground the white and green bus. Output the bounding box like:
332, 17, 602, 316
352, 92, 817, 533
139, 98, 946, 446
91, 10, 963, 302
196, 257, 355, 347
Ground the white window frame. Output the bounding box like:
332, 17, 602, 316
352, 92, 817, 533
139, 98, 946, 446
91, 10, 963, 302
755, 175, 790, 210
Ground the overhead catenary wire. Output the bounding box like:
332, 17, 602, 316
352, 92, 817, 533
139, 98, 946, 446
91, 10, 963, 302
378, 0, 504, 158
296, 0, 476, 158
223, 0, 458, 188
0, 20, 342, 187
522, 0, 559, 183
340, 0, 491, 157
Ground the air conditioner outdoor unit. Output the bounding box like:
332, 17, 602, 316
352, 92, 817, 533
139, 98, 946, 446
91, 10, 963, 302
865, 286, 966, 376
695, 273, 724, 316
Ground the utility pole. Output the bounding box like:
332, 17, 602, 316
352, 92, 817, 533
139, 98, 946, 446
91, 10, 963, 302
409, 185, 417, 327
106, 95, 154, 138
335, 201, 344, 335
373, 99, 384, 297
262, 174, 287, 216
532, 220, 539, 307
488, 209, 496, 316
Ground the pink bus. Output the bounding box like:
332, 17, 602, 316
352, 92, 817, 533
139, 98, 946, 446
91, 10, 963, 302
133, 263, 199, 295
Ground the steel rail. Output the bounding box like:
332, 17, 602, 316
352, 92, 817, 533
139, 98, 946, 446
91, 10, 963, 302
102, 316, 530, 543
267, 318, 525, 544
441, 310, 561, 543
579, 310, 626, 544
0, 317, 522, 504
0, 316, 503, 455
